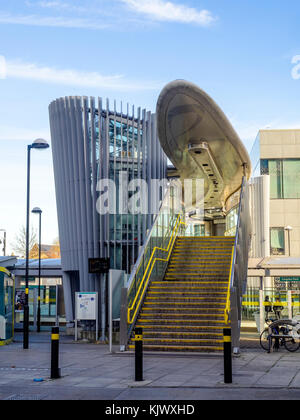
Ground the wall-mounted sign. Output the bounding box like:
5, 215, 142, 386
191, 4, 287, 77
88, 258, 110, 274
280, 277, 300, 282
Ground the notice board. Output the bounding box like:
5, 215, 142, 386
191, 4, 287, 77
75, 292, 98, 321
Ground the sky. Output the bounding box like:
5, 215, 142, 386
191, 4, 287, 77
1, 0, 300, 254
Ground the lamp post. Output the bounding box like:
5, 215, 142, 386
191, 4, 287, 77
0, 229, 6, 256
285, 226, 293, 257
32, 207, 42, 333
24, 139, 49, 349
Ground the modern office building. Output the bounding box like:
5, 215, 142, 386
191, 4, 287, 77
49, 96, 167, 325
243, 129, 300, 325
250, 129, 300, 262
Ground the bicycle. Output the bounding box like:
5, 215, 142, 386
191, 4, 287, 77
260, 318, 300, 353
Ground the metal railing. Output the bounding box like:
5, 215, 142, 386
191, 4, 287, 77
126, 186, 186, 337
224, 176, 252, 351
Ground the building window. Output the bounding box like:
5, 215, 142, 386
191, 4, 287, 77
225, 206, 238, 236
270, 228, 285, 255
194, 224, 205, 237
261, 159, 300, 199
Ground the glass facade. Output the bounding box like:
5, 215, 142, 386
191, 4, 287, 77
261, 158, 300, 199
88, 110, 154, 272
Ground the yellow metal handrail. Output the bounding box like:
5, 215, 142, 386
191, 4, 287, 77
224, 246, 234, 325
127, 215, 185, 324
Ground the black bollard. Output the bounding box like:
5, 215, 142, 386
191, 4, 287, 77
223, 328, 232, 384
135, 327, 143, 382
51, 327, 60, 379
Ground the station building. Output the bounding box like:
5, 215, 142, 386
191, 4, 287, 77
49, 97, 167, 326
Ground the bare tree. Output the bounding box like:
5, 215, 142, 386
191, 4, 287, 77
12, 226, 37, 258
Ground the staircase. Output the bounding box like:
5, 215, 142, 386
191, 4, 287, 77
128, 236, 234, 353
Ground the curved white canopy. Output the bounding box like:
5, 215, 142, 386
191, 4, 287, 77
157, 80, 251, 216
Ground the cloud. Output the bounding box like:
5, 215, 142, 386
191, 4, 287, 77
0, 11, 110, 30
120, 0, 217, 26
3, 58, 160, 91
0, 1, 217, 30
25, 0, 89, 14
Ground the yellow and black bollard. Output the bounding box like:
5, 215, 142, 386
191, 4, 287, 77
135, 327, 143, 382
223, 328, 232, 384
51, 327, 61, 379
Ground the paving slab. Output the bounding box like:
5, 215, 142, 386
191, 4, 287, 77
1, 332, 300, 399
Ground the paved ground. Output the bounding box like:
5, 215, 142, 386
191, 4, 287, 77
1, 332, 300, 400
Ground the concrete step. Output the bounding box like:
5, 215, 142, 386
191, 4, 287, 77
163, 278, 229, 282
139, 313, 225, 320
140, 308, 224, 315
169, 257, 232, 261
150, 281, 228, 286
173, 247, 233, 251
129, 338, 223, 346
137, 318, 225, 326
149, 285, 228, 291
147, 289, 227, 298
144, 297, 227, 304
128, 344, 223, 352
140, 331, 223, 339
143, 300, 225, 308
134, 324, 225, 333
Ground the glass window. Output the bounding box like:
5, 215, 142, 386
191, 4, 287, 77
269, 160, 283, 199
225, 206, 238, 236
194, 225, 205, 237
270, 228, 285, 255
261, 159, 300, 199
282, 160, 300, 199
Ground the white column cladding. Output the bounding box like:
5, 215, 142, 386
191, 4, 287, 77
49, 96, 167, 328
249, 175, 271, 289
249, 175, 270, 258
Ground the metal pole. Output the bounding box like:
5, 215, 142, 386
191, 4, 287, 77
37, 212, 41, 332
23, 145, 31, 350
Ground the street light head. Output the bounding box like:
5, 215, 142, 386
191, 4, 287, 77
285, 225, 293, 231
31, 138, 50, 150
32, 207, 42, 214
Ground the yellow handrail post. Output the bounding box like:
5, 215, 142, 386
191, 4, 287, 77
224, 246, 234, 325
